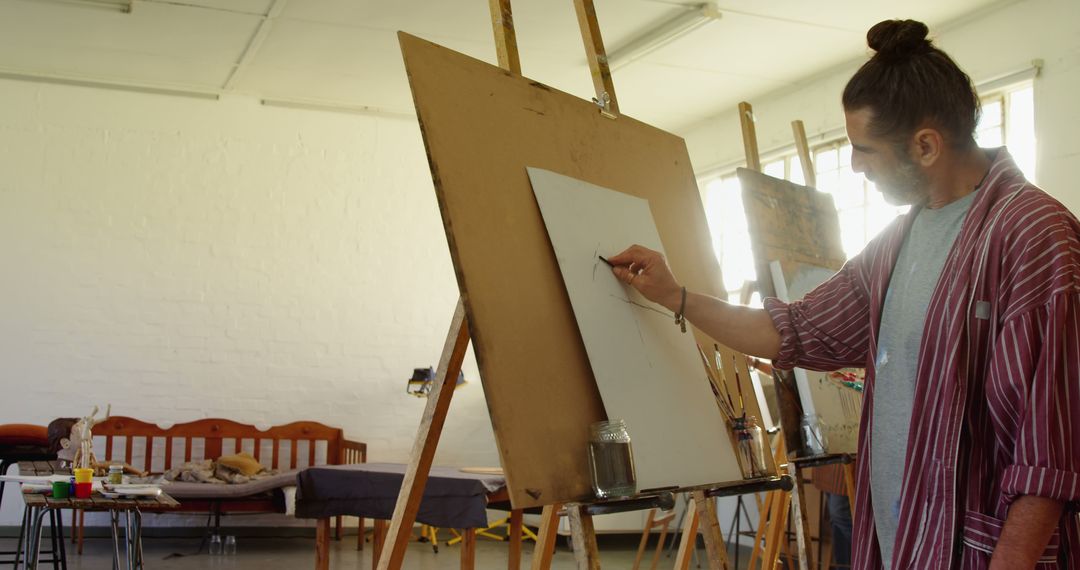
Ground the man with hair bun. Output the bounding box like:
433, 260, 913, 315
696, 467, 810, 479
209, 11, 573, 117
609, 18, 1079, 570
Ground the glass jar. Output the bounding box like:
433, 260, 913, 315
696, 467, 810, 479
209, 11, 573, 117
800, 413, 829, 456
732, 416, 768, 479
108, 463, 124, 485
587, 419, 637, 499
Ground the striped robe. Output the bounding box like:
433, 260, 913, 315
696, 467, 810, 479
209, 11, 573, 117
764, 148, 1080, 569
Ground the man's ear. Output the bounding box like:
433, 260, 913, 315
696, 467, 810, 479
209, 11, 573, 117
60, 437, 71, 449
912, 127, 944, 167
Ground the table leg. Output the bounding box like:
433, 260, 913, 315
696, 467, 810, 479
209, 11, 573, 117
27, 506, 49, 570
315, 518, 330, 570
125, 510, 136, 570
16, 505, 28, 569
131, 509, 144, 570
110, 511, 122, 570
460, 528, 476, 570
508, 510, 523, 570
47, 510, 58, 570
356, 517, 366, 551
54, 509, 68, 570
372, 520, 387, 570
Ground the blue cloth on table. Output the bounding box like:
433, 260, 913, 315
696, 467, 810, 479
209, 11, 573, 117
294, 463, 505, 529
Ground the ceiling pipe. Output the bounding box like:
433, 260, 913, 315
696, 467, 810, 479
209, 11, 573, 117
0, 68, 220, 100
34, 0, 133, 13
606, 2, 722, 71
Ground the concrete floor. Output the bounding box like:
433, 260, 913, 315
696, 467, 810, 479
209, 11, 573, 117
1, 533, 750, 569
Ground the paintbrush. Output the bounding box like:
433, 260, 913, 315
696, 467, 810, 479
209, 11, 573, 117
732, 354, 746, 420
713, 344, 737, 416
697, 345, 736, 420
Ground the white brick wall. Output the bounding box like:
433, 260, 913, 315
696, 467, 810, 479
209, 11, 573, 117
0, 80, 496, 525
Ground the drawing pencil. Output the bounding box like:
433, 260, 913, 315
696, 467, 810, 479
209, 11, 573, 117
598, 255, 614, 267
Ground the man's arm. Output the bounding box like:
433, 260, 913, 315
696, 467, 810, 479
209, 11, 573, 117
989, 496, 1064, 569
678, 292, 781, 359
606, 245, 781, 359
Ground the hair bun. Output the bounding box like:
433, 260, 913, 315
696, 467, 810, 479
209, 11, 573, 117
867, 19, 930, 61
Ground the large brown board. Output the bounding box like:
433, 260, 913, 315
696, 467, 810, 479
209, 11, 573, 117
737, 168, 846, 284
401, 33, 770, 508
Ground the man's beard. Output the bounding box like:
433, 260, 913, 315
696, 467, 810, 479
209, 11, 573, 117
877, 155, 927, 206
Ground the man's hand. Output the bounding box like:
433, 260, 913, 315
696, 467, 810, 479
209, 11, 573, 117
606, 245, 683, 312
990, 495, 1064, 569
606, 243, 781, 359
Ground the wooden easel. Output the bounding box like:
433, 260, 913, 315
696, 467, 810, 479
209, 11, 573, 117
736, 101, 816, 570
789, 118, 858, 569
379, 6, 793, 569
737, 103, 859, 570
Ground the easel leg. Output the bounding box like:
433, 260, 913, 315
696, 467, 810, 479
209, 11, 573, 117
763, 486, 791, 569
530, 504, 560, 570
376, 300, 470, 570
748, 491, 772, 569
315, 518, 330, 570
692, 490, 730, 570
789, 464, 815, 570
673, 497, 700, 570
650, 515, 671, 570
509, 509, 523, 570
632, 509, 657, 570
357, 517, 366, 551
567, 504, 600, 570
843, 462, 857, 511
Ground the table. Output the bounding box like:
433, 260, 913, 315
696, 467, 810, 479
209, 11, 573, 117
295, 463, 519, 570
17, 462, 180, 570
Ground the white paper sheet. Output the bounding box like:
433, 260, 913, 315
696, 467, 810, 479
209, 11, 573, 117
528, 167, 743, 490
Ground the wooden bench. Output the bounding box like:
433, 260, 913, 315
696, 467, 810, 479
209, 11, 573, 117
74, 416, 366, 549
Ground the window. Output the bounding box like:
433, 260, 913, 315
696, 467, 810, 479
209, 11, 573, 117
703, 173, 754, 304
702, 82, 1036, 304
813, 142, 908, 258
975, 84, 1036, 182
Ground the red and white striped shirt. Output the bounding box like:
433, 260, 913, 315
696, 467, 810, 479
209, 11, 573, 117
765, 148, 1080, 569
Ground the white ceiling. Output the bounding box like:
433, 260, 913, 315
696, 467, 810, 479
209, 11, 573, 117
0, 0, 1004, 131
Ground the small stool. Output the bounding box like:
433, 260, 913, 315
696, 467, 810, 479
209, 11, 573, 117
0, 424, 66, 570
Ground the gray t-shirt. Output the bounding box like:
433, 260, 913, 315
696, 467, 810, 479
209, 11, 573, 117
871, 190, 976, 568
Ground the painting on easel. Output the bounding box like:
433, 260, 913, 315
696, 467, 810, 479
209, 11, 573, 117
738, 167, 864, 456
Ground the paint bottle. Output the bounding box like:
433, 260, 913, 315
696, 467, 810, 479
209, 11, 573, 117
800, 413, 828, 456
108, 464, 123, 485
587, 419, 637, 499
